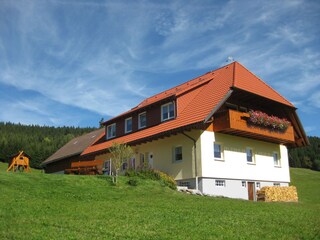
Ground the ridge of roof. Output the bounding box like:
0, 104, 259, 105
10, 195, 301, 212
83, 62, 300, 156
41, 128, 104, 166
232, 62, 294, 107
103, 63, 236, 125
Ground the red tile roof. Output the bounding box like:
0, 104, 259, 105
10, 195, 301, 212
82, 62, 296, 155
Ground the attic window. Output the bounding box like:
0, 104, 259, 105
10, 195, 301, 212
161, 102, 175, 121
107, 123, 116, 140
138, 112, 146, 129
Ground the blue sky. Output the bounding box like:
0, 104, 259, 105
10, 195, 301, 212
0, 0, 319, 136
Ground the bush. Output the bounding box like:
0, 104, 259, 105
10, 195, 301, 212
127, 177, 138, 186
126, 168, 177, 190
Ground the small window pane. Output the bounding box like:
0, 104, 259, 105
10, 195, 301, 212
125, 118, 132, 133
175, 146, 182, 161
107, 124, 116, 139
215, 180, 225, 187
214, 143, 222, 159
139, 113, 146, 128
273, 153, 280, 166
169, 103, 175, 118
246, 148, 253, 163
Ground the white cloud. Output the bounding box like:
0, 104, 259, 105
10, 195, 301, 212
0, 0, 319, 133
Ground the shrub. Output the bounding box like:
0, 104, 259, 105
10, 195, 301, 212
127, 177, 138, 186
125, 168, 177, 190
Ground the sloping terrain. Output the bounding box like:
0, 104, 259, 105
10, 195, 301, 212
0, 164, 319, 240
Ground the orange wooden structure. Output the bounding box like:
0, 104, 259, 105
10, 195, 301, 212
212, 109, 295, 145
7, 151, 31, 173
64, 160, 104, 175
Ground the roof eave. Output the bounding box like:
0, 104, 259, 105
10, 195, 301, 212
204, 89, 234, 123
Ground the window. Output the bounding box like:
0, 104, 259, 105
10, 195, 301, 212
214, 143, 223, 159
139, 153, 145, 167
273, 183, 280, 187
125, 117, 132, 133
122, 162, 128, 171
246, 147, 254, 163
242, 181, 246, 187
138, 112, 146, 129
215, 180, 226, 187
103, 160, 111, 175
161, 102, 175, 121
178, 181, 190, 188
107, 123, 116, 139
273, 152, 280, 166
256, 182, 261, 188
129, 158, 135, 169
174, 146, 183, 162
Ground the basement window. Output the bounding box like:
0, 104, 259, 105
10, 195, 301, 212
178, 181, 190, 188
273, 183, 280, 187
161, 102, 175, 121
106, 123, 116, 140
215, 180, 226, 187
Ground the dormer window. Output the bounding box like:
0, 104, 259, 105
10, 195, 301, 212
106, 123, 116, 139
138, 112, 146, 129
125, 117, 132, 133
161, 102, 175, 121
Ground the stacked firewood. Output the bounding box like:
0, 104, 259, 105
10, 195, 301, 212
257, 186, 298, 202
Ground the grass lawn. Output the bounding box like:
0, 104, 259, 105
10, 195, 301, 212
0, 163, 319, 239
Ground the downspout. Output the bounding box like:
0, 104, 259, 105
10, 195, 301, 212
182, 132, 198, 191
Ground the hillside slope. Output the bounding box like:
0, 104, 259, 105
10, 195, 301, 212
0, 165, 319, 240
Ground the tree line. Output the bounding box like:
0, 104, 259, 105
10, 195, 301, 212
289, 136, 320, 171
0, 122, 319, 171
0, 122, 96, 168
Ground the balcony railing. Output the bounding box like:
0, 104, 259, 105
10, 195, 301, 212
213, 109, 295, 144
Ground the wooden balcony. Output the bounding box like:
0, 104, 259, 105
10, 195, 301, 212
213, 109, 295, 144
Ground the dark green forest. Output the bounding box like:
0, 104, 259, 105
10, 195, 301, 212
0, 122, 96, 168
289, 136, 320, 171
0, 122, 319, 171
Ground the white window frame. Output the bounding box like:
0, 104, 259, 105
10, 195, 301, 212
273, 152, 281, 167
138, 112, 146, 129
273, 183, 280, 187
256, 182, 261, 188
173, 146, 183, 162
246, 147, 255, 164
161, 102, 175, 122
213, 142, 224, 160
125, 117, 132, 134
242, 181, 246, 188
215, 180, 226, 187
106, 123, 116, 139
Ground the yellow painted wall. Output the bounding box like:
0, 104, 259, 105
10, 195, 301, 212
132, 130, 201, 180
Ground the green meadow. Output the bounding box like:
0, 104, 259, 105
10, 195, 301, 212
0, 163, 319, 239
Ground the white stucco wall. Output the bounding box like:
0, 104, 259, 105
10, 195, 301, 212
200, 131, 290, 183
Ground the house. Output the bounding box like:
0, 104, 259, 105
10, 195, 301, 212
41, 128, 104, 173
44, 62, 308, 200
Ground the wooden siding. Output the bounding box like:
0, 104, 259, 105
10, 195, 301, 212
106, 101, 171, 139
213, 109, 295, 144
44, 154, 93, 173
